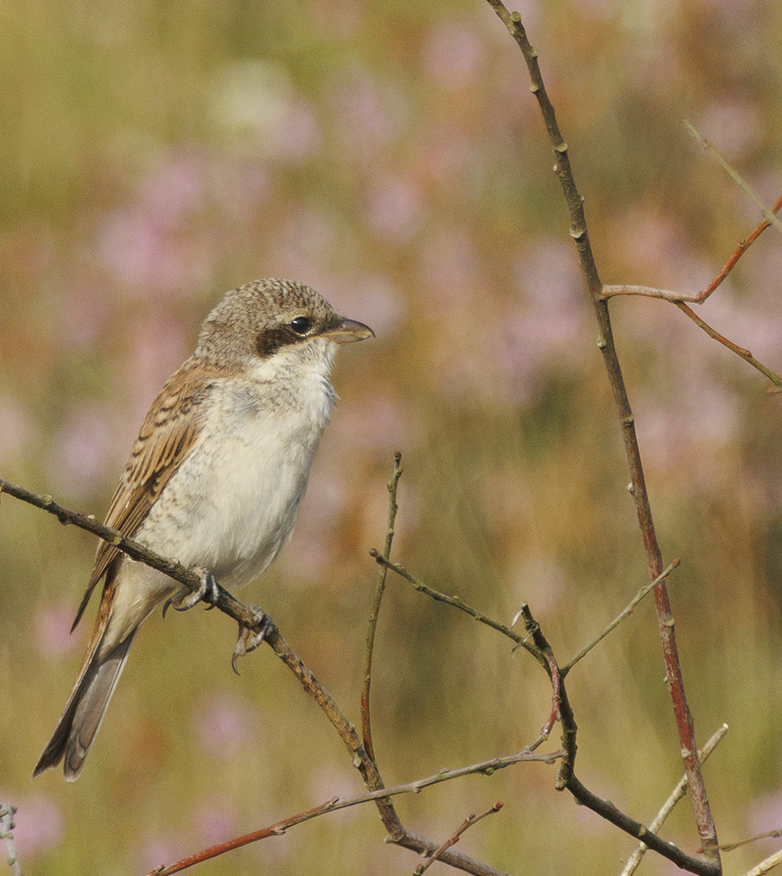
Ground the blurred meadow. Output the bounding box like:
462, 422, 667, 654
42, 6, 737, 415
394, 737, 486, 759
2, 0, 782, 873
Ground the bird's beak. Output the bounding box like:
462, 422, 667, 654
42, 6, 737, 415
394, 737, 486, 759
324, 317, 375, 345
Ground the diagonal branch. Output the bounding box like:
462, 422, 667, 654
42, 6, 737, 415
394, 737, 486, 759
146, 758, 551, 876
1, 476, 508, 876
673, 302, 782, 391
683, 120, 782, 235
562, 559, 680, 674
414, 804, 504, 876
621, 724, 729, 876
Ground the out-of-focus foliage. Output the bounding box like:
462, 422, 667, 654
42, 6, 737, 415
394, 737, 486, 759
2, 0, 782, 873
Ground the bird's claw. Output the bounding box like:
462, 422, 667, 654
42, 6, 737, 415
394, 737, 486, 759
162, 568, 219, 618
232, 605, 272, 674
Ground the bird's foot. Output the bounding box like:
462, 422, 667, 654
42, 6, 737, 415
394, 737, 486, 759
163, 568, 219, 618
232, 605, 273, 674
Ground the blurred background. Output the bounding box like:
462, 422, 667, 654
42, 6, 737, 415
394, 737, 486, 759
2, 0, 782, 873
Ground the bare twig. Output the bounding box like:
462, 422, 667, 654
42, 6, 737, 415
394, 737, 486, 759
362, 451, 403, 760
371, 553, 545, 665
484, 3, 721, 865
414, 804, 504, 876
601, 284, 704, 303
621, 724, 729, 876
566, 776, 718, 876
1, 477, 504, 876
697, 192, 782, 298
374, 556, 718, 876
598, 291, 782, 390
562, 559, 680, 674
683, 120, 782, 235
602, 189, 782, 309
674, 302, 782, 391
720, 830, 782, 853
739, 847, 782, 876
147, 760, 549, 876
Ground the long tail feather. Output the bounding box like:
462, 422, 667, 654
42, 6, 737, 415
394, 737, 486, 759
33, 632, 136, 781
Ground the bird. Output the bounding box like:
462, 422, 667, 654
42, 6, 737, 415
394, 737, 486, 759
33, 278, 373, 781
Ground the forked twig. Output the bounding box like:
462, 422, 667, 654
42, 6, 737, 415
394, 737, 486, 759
600, 133, 782, 389
621, 724, 729, 876
602, 188, 782, 308
414, 804, 504, 876
147, 762, 548, 876
1, 476, 506, 876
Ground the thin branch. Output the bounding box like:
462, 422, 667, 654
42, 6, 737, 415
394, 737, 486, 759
739, 848, 782, 876
414, 804, 504, 876
520, 606, 717, 876
371, 556, 560, 751
598, 291, 782, 390
621, 724, 729, 876
514, 604, 563, 753
720, 830, 782, 853
484, 3, 721, 865
374, 556, 717, 875
148, 759, 549, 876
0, 477, 263, 638
566, 776, 719, 876
3, 477, 507, 876
562, 559, 680, 674
674, 302, 782, 391
148, 798, 339, 876
601, 284, 703, 303
371, 553, 544, 664
602, 190, 782, 308
683, 120, 782, 235
362, 451, 403, 760
698, 192, 782, 298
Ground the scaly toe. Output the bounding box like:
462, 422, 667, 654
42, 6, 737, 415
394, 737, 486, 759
232, 605, 273, 674
163, 569, 219, 618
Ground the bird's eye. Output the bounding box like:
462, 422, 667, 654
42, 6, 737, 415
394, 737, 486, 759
290, 316, 311, 335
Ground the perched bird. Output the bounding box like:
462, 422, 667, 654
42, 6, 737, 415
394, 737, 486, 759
34, 278, 373, 780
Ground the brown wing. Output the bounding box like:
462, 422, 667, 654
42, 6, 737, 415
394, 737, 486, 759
71, 361, 211, 630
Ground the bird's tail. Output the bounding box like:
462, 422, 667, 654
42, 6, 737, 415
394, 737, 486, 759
33, 632, 136, 781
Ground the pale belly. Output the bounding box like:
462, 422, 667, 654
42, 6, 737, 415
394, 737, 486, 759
138, 406, 326, 588
98, 350, 337, 656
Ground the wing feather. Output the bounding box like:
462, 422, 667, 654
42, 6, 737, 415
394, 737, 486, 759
71, 363, 212, 630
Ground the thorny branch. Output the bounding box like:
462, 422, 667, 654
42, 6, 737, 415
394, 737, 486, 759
484, 1, 721, 868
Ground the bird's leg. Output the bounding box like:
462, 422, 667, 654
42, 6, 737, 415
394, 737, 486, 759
232, 605, 273, 674
162, 568, 220, 618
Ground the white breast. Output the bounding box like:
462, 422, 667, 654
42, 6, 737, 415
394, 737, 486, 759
137, 342, 337, 588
